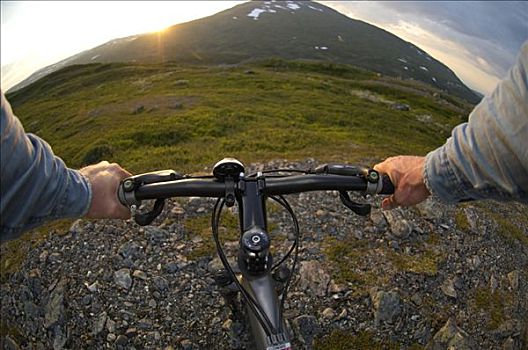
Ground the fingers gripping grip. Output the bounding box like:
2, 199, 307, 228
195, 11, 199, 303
379, 175, 395, 195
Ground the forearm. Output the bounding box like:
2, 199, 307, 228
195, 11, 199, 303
1, 94, 91, 241
425, 44, 528, 203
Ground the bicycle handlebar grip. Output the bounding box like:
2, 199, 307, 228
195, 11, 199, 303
379, 175, 395, 195
118, 184, 126, 206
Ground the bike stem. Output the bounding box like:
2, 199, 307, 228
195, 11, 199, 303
237, 177, 291, 349
238, 177, 273, 277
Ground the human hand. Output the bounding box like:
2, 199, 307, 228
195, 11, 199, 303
79, 161, 132, 219
373, 156, 430, 210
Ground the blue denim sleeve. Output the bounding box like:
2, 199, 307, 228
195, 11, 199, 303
424, 42, 528, 203
1, 92, 92, 241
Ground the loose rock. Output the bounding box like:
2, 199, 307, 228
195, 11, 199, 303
114, 269, 132, 290
441, 277, 458, 298
370, 289, 402, 324
298, 260, 330, 297
426, 318, 475, 350
507, 270, 519, 291
293, 315, 321, 348
383, 209, 412, 239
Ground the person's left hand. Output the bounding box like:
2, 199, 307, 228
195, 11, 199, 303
80, 161, 132, 219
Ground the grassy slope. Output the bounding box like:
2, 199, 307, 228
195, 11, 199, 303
6, 60, 472, 175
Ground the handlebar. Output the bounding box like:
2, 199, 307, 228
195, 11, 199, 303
118, 158, 394, 225
119, 171, 394, 204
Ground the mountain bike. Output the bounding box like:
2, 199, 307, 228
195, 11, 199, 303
118, 158, 394, 350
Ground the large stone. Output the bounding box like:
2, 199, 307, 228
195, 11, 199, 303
462, 206, 479, 231
145, 226, 169, 242
391, 103, 410, 111
52, 324, 68, 350
118, 241, 141, 259
415, 198, 446, 221
507, 270, 519, 291
382, 209, 412, 239
69, 219, 84, 234
441, 278, 458, 298
426, 318, 476, 350
153, 276, 169, 292
292, 315, 321, 348
370, 209, 388, 231
3, 335, 20, 350
93, 311, 107, 336
298, 260, 330, 297
44, 277, 68, 329
370, 289, 402, 324
114, 269, 132, 290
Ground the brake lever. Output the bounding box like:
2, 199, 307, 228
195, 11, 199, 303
339, 191, 371, 216
133, 199, 166, 226
120, 170, 182, 226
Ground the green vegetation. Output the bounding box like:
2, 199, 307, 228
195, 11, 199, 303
387, 248, 441, 276
488, 211, 528, 246
454, 207, 471, 232
473, 287, 513, 330
323, 237, 377, 292
469, 201, 528, 246
323, 231, 444, 297
314, 330, 404, 350
7, 60, 472, 175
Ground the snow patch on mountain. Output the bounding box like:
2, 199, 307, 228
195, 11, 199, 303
248, 1, 305, 19
248, 8, 267, 20
308, 5, 324, 12
286, 2, 300, 10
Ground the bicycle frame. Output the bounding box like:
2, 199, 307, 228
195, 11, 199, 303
236, 179, 291, 350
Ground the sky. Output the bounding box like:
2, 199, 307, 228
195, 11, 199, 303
1, 1, 527, 95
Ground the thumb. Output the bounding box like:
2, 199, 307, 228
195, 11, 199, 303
373, 162, 387, 174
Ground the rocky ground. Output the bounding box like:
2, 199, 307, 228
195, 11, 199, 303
1, 160, 527, 350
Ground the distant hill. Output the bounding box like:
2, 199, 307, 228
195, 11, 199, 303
10, 1, 480, 103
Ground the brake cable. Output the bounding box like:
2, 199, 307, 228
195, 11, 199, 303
211, 198, 277, 336
269, 196, 299, 271
269, 195, 300, 334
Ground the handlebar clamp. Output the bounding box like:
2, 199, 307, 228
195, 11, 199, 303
364, 170, 383, 196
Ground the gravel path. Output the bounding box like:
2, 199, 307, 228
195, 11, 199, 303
1, 160, 527, 350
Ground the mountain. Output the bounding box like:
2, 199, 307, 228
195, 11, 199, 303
9, 1, 480, 103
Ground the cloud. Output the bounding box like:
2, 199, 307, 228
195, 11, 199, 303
321, 1, 528, 94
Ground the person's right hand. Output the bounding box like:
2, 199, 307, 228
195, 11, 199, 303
373, 156, 431, 210
79, 161, 132, 219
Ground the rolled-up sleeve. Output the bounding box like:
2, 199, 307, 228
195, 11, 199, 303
424, 42, 528, 203
1, 92, 92, 241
